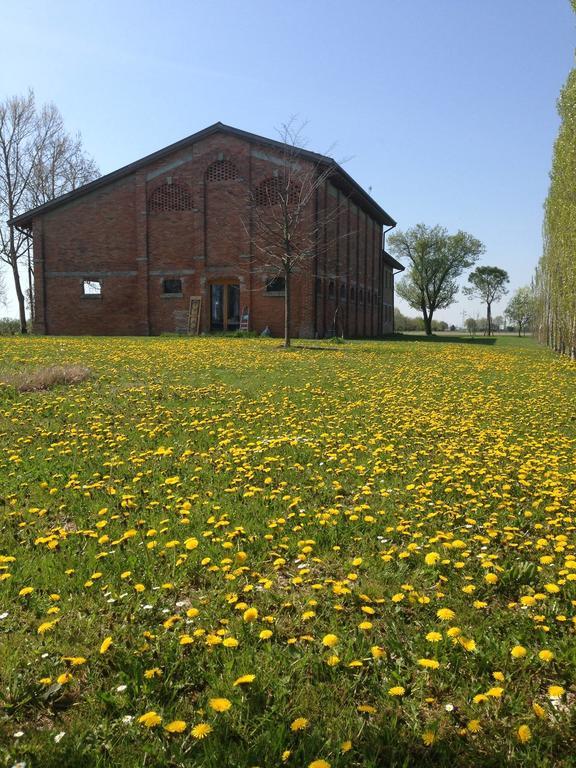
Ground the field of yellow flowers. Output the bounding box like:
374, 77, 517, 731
1, 334, 575, 767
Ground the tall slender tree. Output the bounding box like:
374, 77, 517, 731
464, 266, 509, 336
0, 90, 98, 333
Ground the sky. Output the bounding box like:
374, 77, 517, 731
1, 0, 574, 326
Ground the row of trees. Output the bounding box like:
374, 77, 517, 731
534, 0, 576, 358
0, 91, 98, 332
387, 224, 511, 336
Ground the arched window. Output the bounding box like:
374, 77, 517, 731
350, 286, 355, 301
148, 182, 193, 212
328, 280, 335, 298
205, 159, 239, 182
340, 283, 346, 300
359, 288, 364, 304
253, 176, 300, 206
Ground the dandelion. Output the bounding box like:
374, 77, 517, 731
341, 740, 352, 752
322, 633, 338, 647
418, 658, 440, 669
56, 673, 72, 684
138, 711, 162, 727
422, 730, 436, 746
511, 645, 527, 658
233, 674, 255, 686
486, 687, 504, 698
436, 608, 455, 621
191, 722, 212, 739
426, 631, 442, 642
259, 629, 273, 640
538, 650, 554, 662
243, 607, 258, 622
548, 685, 565, 699
308, 761, 331, 768
290, 717, 309, 731
467, 720, 482, 733
209, 697, 232, 712
164, 720, 187, 733
517, 724, 531, 743
99, 636, 112, 654
388, 686, 405, 696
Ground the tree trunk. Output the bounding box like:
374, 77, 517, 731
422, 305, 432, 335
284, 267, 291, 348
12, 257, 28, 334
486, 302, 492, 336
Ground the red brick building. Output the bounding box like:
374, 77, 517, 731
12, 123, 402, 338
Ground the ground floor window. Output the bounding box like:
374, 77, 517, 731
265, 276, 285, 293
163, 278, 182, 295
83, 279, 102, 296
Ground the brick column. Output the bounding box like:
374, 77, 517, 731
135, 172, 150, 335
32, 219, 47, 335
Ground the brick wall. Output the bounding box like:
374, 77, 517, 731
32, 131, 395, 338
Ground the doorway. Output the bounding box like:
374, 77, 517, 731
210, 283, 240, 331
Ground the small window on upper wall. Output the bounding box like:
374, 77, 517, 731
265, 276, 285, 293
359, 288, 364, 304
340, 283, 346, 300
83, 280, 102, 296
328, 280, 335, 298
163, 278, 182, 295
350, 286, 356, 301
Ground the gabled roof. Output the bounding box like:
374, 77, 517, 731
9, 122, 396, 228
382, 250, 404, 271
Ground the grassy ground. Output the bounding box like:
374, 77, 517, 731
0, 334, 575, 767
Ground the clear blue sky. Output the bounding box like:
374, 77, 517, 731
2, 0, 574, 325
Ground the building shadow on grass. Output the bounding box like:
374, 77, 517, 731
383, 333, 497, 346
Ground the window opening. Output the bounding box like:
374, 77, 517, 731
148, 182, 193, 212
205, 159, 239, 182
163, 278, 182, 294
83, 280, 101, 296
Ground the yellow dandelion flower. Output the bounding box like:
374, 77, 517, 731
184, 537, 199, 550
538, 650, 554, 662
422, 730, 436, 746
517, 724, 531, 743
291, 717, 309, 731
191, 722, 212, 739
164, 720, 187, 733
138, 711, 162, 727
467, 719, 482, 733
341, 740, 352, 752
209, 697, 232, 712
233, 674, 255, 686
436, 608, 455, 621
322, 633, 338, 647
486, 687, 504, 698
532, 702, 546, 718
308, 760, 331, 768
243, 607, 258, 622
388, 686, 405, 696
56, 672, 72, 684
99, 636, 112, 654
511, 645, 527, 658
19, 587, 34, 596
357, 704, 377, 714
222, 637, 239, 648
259, 629, 273, 640
548, 685, 565, 699
418, 658, 440, 669
426, 631, 442, 642
326, 655, 340, 666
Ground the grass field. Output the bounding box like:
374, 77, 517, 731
1, 334, 575, 767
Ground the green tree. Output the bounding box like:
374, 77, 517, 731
464, 266, 509, 337
506, 286, 535, 336
465, 317, 478, 336
388, 223, 484, 336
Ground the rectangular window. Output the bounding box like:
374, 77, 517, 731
266, 276, 285, 294
83, 280, 102, 296
163, 278, 182, 295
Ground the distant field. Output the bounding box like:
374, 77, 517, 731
0, 335, 575, 767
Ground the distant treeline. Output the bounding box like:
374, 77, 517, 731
536, 0, 576, 358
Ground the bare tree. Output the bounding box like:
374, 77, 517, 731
0, 90, 98, 333
245, 120, 345, 347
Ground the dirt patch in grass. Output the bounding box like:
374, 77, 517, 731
1, 364, 91, 392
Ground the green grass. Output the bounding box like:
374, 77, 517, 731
0, 334, 575, 767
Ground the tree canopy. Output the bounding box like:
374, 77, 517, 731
506, 286, 535, 336
387, 223, 484, 335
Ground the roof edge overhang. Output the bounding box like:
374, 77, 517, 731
382, 250, 404, 271
9, 122, 396, 228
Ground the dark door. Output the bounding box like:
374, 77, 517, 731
210, 283, 240, 331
